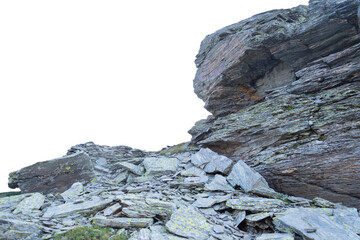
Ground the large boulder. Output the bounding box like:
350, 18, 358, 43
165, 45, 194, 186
190, 0, 360, 208
8, 152, 96, 194
194, 0, 360, 117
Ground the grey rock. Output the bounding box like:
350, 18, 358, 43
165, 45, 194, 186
43, 196, 112, 218
13, 192, 45, 214
246, 212, 273, 222
92, 216, 153, 228
166, 207, 213, 240
193, 194, 232, 208
0, 193, 33, 211
256, 233, 294, 240
103, 203, 122, 216
118, 195, 175, 218
205, 174, 235, 192
227, 160, 274, 194
169, 175, 209, 188
233, 211, 246, 227
8, 152, 95, 194
149, 225, 187, 240
118, 162, 144, 176
60, 182, 84, 202
113, 171, 129, 184
213, 225, 225, 234
190, 0, 360, 208
274, 208, 360, 240
137, 228, 151, 240
143, 157, 179, 176
226, 197, 285, 212
0, 215, 42, 239
180, 166, 206, 177
191, 148, 233, 174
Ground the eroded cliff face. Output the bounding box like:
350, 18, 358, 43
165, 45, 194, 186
190, 0, 360, 208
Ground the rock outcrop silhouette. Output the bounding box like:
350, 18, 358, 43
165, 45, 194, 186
190, 0, 360, 208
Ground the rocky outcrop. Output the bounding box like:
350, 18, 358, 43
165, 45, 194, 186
190, 0, 360, 208
8, 152, 96, 194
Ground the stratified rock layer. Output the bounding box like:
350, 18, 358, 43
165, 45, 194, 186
191, 0, 360, 207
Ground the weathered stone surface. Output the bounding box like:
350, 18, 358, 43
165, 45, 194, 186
13, 192, 45, 214
150, 225, 187, 240
143, 157, 179, 176
205, 174, 235, 192
227, 160, 273, 194
0, 193, 32, 211
8, 152, 95, 194
118, 195, 175, 218
180, 166, 206, 177
43, 196, 112, 218
226, 197, 285, 212
190, 0, 360, 208
193, 194, 231, 208
60, 182, 84, 202
0, 214, 42, 239
193, 0, 360, 116
274, 208, 360, 240
169, 175, 209, 188
166, 207, 213, 240
191, 148, 233, 174
103, 203, 122, 216
256, 233, 294, 240
118, 162, 144, 176
92, 216, 153, 228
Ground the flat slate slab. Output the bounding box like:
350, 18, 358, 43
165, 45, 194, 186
13, 192, 45, 214
226, 196, 285, 212
256, 233, 294, 240
143, 157, 179, 176
166, 207, 213, 240
8, 152, 95, 194
274, 208, 360, 240
93, 216, 153, 228
43, 196, 112, 218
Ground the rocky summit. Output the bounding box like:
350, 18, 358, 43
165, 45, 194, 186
2, 0, 360, 239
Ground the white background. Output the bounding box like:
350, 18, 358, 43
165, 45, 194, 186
0, 0, 307, 192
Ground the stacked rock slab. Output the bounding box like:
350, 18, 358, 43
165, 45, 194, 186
3, 142, 360, 239
190, 0, 360, 208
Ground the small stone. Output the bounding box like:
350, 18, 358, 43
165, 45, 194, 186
213, 225, 225, 234
205, 175, 235, 192
256, 233, 294, 240
233, 211, 246, 227
60, 182, 84, 202
104, 203, 122, 216
118, 162, 144, 176
180, 166, 206, 177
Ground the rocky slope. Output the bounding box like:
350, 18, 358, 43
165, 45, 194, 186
3, 142, 360, 240
2, 0, 360, 239
190, 0, 360, 208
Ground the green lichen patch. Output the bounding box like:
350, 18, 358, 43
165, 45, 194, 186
54, 225, 130, 240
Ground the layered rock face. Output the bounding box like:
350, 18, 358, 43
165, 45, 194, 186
191, 0, 360, 208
